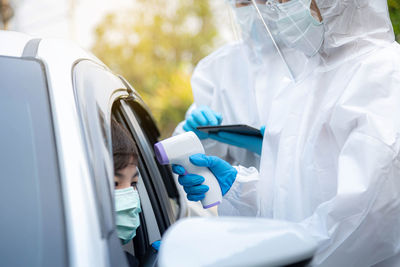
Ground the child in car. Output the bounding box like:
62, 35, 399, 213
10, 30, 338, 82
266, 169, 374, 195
112, 119, 141, 266
112, 119, 161, 266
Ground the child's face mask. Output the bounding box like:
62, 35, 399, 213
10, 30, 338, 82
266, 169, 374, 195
115, 187, 141, 244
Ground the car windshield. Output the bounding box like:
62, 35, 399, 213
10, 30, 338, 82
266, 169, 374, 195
0, 56, 67, 267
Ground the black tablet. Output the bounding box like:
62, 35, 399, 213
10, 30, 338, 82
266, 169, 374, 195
197, 124, 262, 137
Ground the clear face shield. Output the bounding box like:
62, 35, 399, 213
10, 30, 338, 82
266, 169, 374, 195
228, 0, 325, 81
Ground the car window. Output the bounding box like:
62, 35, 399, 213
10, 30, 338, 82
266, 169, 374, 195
0, 56, 67, 267
113, 104, 164, 265
118, 77, 181, 220
128, 100, 180, 202
127, 100, 181, 219
119, 100, 179, 228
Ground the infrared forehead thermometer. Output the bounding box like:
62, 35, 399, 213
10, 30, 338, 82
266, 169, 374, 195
154, 132, 222, 209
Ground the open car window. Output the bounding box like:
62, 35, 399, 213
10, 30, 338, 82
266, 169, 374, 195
125, 100, 180, 210
112, 101, 163, 263
118, 77, 182, 220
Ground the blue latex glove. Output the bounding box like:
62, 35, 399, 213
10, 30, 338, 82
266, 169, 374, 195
183, 106, 223, 139
172, 154, 237, 201
151, 240, 161, 251
208, 126, 266, 155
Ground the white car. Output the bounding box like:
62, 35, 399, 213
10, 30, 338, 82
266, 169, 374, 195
0, 31, 316, 267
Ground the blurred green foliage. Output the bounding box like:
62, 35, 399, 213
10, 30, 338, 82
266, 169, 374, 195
92, 0, 217, 138
93, 1, 400, 137
389, 0, 400, 41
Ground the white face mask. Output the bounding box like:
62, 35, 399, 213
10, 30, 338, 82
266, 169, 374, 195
274, 0, 324, 57
115, 187, 141, 244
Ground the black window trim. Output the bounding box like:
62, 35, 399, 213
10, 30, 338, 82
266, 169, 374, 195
119, 99, 176, 231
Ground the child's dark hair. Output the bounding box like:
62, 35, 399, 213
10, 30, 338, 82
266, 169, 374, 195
111, 118, 138, 172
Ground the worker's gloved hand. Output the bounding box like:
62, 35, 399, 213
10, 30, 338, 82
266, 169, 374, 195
208, 126, 266, 155
183, 106, 223, 140
172, 154, 237, 201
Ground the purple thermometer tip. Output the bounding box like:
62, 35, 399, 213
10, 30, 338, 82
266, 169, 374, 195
154, 142, 169, 165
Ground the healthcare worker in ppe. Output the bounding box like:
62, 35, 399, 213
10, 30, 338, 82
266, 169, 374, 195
173, 0, 400, 266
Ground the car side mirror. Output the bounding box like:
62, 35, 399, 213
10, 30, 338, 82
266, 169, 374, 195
158, 217, 317, 267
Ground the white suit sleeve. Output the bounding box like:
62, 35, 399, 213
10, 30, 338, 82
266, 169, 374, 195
172, 103, 197, 136
218, 165, 260, 217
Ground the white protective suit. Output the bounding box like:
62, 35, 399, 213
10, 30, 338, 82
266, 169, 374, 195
176, 0, 400, 264
215, 1, 400, 266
